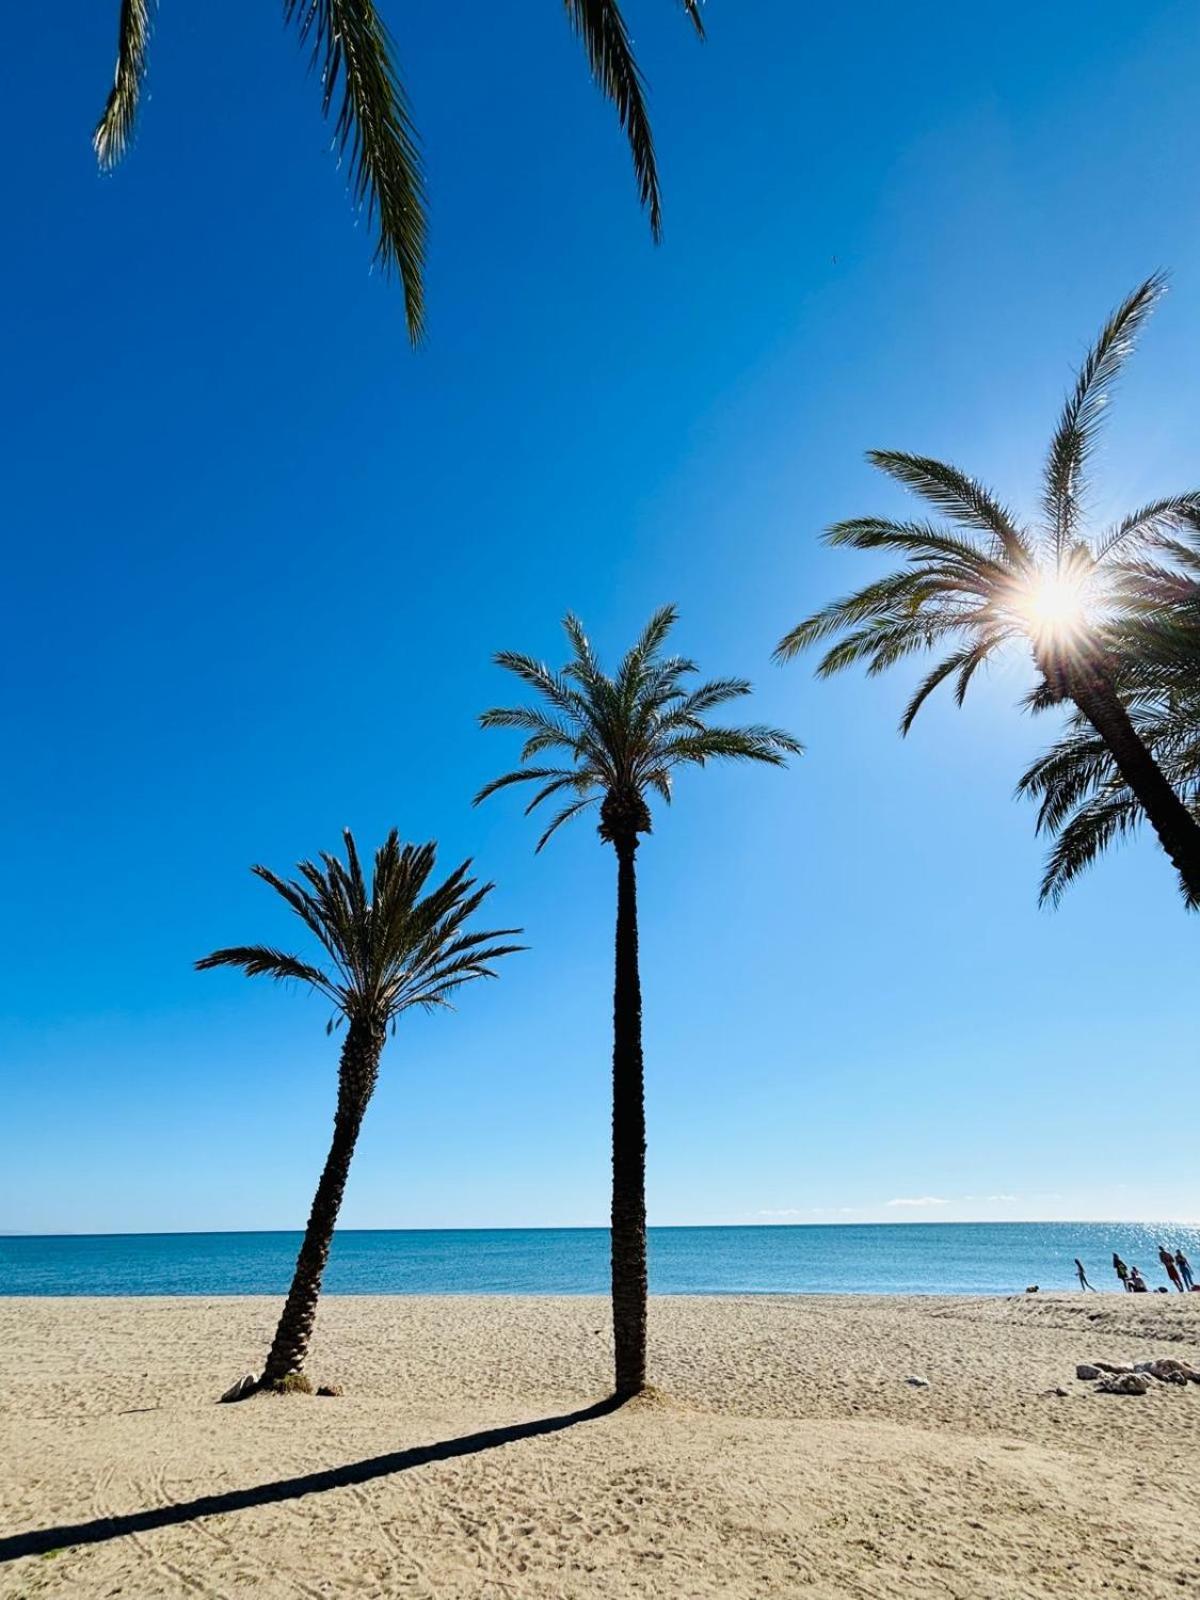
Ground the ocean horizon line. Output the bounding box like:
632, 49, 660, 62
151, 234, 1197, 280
4, 1217, 1198, 1240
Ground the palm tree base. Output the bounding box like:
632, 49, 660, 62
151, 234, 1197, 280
264, 1372, 315, 1396
613, 1382, 670, 1409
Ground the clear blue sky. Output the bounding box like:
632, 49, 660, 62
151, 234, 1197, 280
2, 1, 1198, 1234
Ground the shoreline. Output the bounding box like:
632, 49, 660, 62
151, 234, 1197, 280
0, 1286, 1183, 1300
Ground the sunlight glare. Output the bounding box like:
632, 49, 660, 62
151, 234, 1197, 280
1018, 571, 1091, 643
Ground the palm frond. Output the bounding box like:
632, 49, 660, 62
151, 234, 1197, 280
563, 0, 661, 238
1042, 273, 1166, 559
285, 0, 427, 341
250, 865, 349, 972
1095, 492, 1200, 561
194, 944, 336, 997
536, 795, 600, 851
1018, 668, 1200, 906
473, 765, 586, 806
677, 0, 706, 36
867, 451, 1031, 565
825, 517, 1009, 575
775, 568, 983, 662
660, 724, 803, 767
93, 0, 153, 169
524, 772, 596, 813
1038, 792, 1142, 908
900, 646, 980, 734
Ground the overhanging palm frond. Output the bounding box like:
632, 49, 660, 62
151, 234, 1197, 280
1037, 792, 1143, 908
563, 0, 661, 239
285, 0, 427, 342
1041, 273, 1166, 559
93, 0, 153, 169
898, 633, 1007, 734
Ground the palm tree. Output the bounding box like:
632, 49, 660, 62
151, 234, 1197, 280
93, 0, 705, 342
476, 606, 800, 1395
197, 827, 522, 1391
1018, 564, 1200, 906
776, 274, 1200, 906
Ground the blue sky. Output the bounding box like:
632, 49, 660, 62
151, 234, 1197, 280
1, 0, 1198, 1234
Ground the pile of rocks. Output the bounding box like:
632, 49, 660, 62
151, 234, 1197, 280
1076, 1357, 1200, 1395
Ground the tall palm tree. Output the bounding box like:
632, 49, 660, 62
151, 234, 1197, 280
776, 274, 1200, 906
476, 606, 800, 1395
197, 827, 522, 1390
93, 0, 705, 342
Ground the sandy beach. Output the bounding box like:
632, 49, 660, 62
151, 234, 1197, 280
2, 1293, 1199, 1598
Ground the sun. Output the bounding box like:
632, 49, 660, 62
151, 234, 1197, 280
1017, 571, 1091, 643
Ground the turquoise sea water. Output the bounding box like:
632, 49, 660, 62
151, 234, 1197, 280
3, 1222, 1199, 1297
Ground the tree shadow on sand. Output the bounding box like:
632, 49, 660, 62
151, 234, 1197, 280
0, 1394, 626, 1563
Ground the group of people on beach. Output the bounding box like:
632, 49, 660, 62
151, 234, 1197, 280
1073, 1248, 1195, 1293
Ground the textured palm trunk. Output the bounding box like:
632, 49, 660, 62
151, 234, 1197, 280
610, 832, 648, 1397
260, 1021, 384, 1387
1070, 673, 1200, 905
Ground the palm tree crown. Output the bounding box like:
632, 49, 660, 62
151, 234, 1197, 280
775, 274, 1200, 728
475, 606, 803, 847
197, 828, 523, 1033
93, 0, 703, 341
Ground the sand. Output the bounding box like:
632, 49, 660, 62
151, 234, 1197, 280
2, 1294, 1199, 1598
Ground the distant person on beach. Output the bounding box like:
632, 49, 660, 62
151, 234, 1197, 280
1075, 1258, 1097, 1292
1159, 1246, 1184, 1292
1112, 1253, 1130, 1292
1129, 1266, 1148, 1292
1176, 1250, 1194, 1291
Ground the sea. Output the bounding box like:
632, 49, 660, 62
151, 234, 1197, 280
3, 1222, 1198, 1297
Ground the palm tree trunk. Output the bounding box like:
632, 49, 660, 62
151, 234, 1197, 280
610, 832, 648, 1397
260, 1021, 384, 1386
1070, 674, 1200, 905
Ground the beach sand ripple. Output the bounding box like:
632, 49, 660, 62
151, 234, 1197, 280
2, 1294, 1199, 1597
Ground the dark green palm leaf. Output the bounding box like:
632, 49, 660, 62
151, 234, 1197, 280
284, 0, 427, 342
563, 0, 661, 238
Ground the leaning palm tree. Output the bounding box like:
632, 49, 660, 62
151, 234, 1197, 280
197, 828, 521, 1391
93, 0, 705, 342
776, 274, 1200, 906
476, 606, 800, 1395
